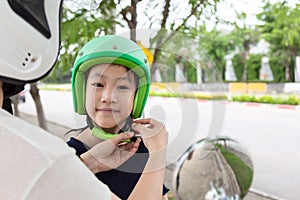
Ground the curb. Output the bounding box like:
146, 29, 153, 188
249, 188, 285, 200
229, 101, 300, 111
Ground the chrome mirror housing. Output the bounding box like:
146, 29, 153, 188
173, 137, 253, 200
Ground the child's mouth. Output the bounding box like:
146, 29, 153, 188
96, 108, 119, 113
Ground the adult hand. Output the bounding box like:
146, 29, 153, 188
126, 118, 168, 199
80, 132, 141, 174
131, 118, 168, 153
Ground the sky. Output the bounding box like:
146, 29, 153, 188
216, 0, 298, 30
116, 0, 266, 34
114, 0, 267, 41
215, 0, 265, 29
65, 0, 298, 34
116, 0, 298, 33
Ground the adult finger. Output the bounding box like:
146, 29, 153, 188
119, 142, 134, 152
119, 138, 141, 152
132, 119, 165, 138
134, 118, 164, 130
91, 132, 134, 157
109, 132, 134, 145
133, 118, 152, 125
131, 123, 152, 138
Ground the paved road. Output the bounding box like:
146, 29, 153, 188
19, 90, 300, 200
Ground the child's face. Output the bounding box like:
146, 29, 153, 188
85, 64, 137, 132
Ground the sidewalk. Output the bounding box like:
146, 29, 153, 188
19, 112, 277, 200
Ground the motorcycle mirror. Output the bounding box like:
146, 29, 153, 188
173, 137, 253, 200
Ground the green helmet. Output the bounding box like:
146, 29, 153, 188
72, 35, 150, 123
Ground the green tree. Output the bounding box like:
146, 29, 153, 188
247, 54, 263, 81
47, 0, 224, 82
47, 0, 252, 83
45, 1, 118, 82
231, 12, 260, 81
148, 0, 222, 81
232, 53, 263, 82
257, 1, 300, 81
197, 26, 236, 82
232, 53, 244, 81
118, 0, 225, 82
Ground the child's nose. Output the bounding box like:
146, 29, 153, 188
100, 87, 116, 103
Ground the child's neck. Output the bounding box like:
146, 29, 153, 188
76, 119, 130, 147
101, 126, 120, 135
76, 128, 104, 148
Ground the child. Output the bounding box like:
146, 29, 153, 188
67, 35, 169, 199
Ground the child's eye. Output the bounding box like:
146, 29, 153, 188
92, 83, 104, 88
118, 85, 129, 90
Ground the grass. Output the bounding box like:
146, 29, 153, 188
149, 90, 227, 100
216, 144, 253, 198
232, 94, 300, 105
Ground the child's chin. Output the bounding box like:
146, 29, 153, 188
96, 121, 118, 130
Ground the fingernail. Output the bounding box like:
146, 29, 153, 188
126, 132, 134, 137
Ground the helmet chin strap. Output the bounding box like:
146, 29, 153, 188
86, 116, 132, 141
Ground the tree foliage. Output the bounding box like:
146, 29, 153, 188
197, 26, 236, 81
230, 12, 260, 81
256, 1, 300, 81
43, 0, 299, 84
46, 0, 223, 82
45, 1, 118, 82
147, 0, 222, 81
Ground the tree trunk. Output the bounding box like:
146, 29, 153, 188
241, 51, 248, 82
285, 63, 290, 81
11, 94, 20, 117
292, 49, 298, 82
150, 0, 203, 81
243, 62, 248, 81
120, 0, 139, 42
30, 82, 48, 130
